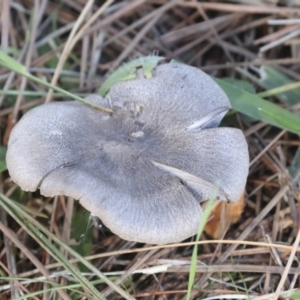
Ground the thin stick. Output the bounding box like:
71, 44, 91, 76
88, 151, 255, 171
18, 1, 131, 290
12, 0, 40, 122
18, 236, 300, 278
45, 0, 94, 102
45, 0, 114, 103
273, 229, 300, 300
0, 221, 71, 300
250, 131, 286, 167
179, 1, 300, 14
259, 27, 300, 54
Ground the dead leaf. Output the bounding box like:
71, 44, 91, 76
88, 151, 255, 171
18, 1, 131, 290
203, 192, 245, 239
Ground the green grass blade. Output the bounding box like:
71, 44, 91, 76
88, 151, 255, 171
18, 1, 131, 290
0, 276, 121, 300
258, 107, 300, 132
259, 66, 300, 105
0, 193, 105, 299
221, 77, 256, 94
0, 50, 28, 75
0, 90, 89, 97
0, 193, 135, 300
13, 279, 108, 300
0, 50, 112, 113
257, 80, 300, 99
186, 197, 215, 300
286, 289, 300, 299
256, 66, 300, 183
214, 78, 300, 134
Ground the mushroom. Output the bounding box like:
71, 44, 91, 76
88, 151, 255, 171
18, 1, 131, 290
6, 62, 249, 245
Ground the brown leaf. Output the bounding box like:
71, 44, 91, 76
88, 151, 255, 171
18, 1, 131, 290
204, 192, 245, 239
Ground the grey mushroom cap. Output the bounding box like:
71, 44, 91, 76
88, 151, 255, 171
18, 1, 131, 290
6, 62, 249, 244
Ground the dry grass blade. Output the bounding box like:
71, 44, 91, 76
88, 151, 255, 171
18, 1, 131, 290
45, 0, 94, 103
0, 221, 71, 300
0, 193, 134, 299
273, 229, 300, 299
12, 0, 40, 123
45, 0, 114, 103
180, 2, 300, 14
14, 239, 300, 279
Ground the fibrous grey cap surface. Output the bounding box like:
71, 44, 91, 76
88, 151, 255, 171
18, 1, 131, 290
6, 62, 249, 244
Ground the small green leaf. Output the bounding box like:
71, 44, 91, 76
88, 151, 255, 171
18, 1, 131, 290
98, 56, 164, 96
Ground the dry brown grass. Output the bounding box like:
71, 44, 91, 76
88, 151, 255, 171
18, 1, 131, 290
1, 0, 300, 299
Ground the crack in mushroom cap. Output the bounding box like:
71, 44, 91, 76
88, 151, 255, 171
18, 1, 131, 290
6, 62, 249, 244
